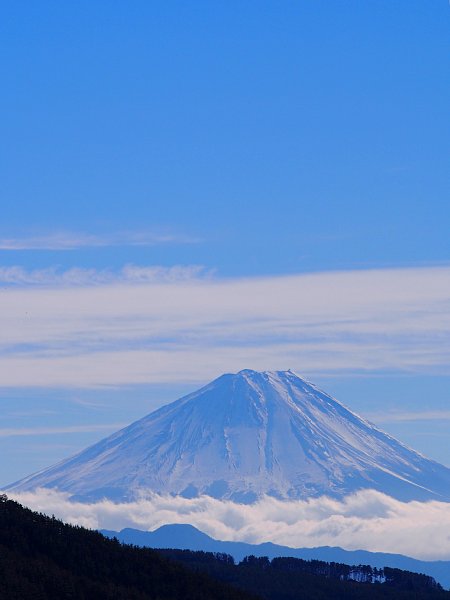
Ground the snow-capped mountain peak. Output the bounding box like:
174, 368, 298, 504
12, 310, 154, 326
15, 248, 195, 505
7, 369, 450, 503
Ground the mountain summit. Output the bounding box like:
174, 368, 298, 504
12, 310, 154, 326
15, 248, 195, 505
7, 370, 450, 502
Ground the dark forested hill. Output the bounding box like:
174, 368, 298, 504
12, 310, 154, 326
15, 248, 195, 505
0, 495, 256, 600
159, 549, 450, 600
0, 495, 448, 600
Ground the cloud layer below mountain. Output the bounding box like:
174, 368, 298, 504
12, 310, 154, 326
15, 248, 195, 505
7, 488, 450, 561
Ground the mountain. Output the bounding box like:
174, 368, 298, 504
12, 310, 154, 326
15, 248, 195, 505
7, 369, 450, 502
101, 523, 450, 590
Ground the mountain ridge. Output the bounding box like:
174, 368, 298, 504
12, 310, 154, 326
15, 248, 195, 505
101, 523, 450, 590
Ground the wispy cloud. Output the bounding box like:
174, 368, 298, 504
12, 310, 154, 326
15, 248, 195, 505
6, 488, 450, 561
0, 231, 200, 251
0, 424, 125, 437
368, 410, 450, 423
0, 264, 208, 286
0, 266, 449, 386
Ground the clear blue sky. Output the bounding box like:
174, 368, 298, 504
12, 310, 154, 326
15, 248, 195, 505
0, 1, 449, 485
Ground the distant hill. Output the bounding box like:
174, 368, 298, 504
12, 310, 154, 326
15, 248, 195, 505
102, 523, 450, 590
8, 370, 450, 502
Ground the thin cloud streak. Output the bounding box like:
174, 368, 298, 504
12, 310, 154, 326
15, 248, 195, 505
0, 265, 449, 386
0, 423, 126, 437
0, 231, 200, 251
6, 488, 450, 561
0, 264, 208, 286
368, 410, 450, 423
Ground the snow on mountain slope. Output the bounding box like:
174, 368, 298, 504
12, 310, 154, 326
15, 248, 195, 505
7, 370, 450, 502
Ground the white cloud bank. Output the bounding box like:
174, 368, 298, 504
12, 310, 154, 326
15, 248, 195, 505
6, 488, 450, 561
0, 265, 449, 386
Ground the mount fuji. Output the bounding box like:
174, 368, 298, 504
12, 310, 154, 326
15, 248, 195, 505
7, 369, 450, 502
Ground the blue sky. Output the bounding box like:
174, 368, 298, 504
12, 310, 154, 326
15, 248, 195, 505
1, 1, 449, 485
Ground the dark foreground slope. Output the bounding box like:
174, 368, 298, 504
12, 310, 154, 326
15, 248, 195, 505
0, 495, 256, 600
159, 549, 450, 600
